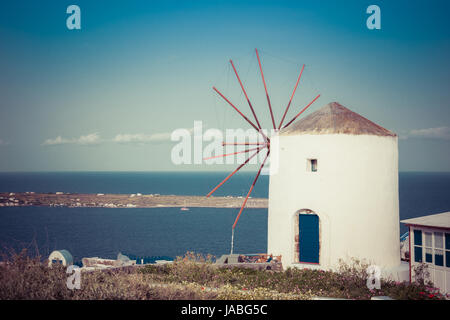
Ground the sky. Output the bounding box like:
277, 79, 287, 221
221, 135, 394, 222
0, 0, 449, 172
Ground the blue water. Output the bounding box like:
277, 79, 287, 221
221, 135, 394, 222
0, 171, 269, 198
0, 206, 267, 264
0, 172, 449, 263
399, 172, 450, 226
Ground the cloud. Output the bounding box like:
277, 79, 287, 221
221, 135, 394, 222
42, 133, 101, 146
0, 139, 9, 146
42, 128, 197, 147
113, 128, 195, 145
42, 136, 70, 145
76, 133, 101, 145
112, 133, 172, 144
405, 127, 450, 141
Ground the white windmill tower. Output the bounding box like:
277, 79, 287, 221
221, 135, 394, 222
268, 102, 409, 280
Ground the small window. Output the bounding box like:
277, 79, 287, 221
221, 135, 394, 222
414, 246, 423, 263
413, 230, 423, 263
425, 232, 432, 247
308, 159, 318, 172
424, 233, 433, 263
434, 249, 444, 266
446, 251, 450, 268
414, 230, 422, 246
445, 233, 450, 250
435, 232, 443, 249
446, 233, 450, 268
425, 248, 433, 263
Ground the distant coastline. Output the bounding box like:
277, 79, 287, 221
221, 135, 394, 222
0, 192, 268, 209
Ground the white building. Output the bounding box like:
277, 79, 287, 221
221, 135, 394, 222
401, 212, 450, 294
268, 102, 409, 280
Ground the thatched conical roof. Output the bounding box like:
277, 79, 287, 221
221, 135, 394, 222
280, 102, 396, 137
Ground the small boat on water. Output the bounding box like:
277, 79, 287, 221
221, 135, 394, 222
180, 200, 189, 211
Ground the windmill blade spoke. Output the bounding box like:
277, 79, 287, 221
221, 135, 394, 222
213, 86, 261, 134
232, 149, 270, 229
278, 64, 305, 129
255, 48, 276, 130
230, 59, 262, 130
222, 142, 266, 146
208, 50, 319, 250
206, 147, 265, 197
203, 146, 261, 161
282, 94, 321, 129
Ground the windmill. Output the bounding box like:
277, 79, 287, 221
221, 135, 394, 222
207, 49, 321, 254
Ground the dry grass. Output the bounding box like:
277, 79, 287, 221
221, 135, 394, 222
0, 249, 216, 300
0, 250, 446, 300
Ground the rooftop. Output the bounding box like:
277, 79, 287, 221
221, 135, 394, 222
280, 102, 396, 137
401, 212, 450, 229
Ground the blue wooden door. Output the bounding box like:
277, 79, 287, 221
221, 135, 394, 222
299, 214, 319, 263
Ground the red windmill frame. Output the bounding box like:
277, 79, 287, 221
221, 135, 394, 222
207, 49, 321, 254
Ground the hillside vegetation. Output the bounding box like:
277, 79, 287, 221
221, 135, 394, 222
0, 250, 445, 300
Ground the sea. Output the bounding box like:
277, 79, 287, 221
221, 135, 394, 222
0, 172, 449, 264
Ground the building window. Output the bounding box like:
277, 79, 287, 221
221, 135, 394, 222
413, 230, 450, 268
413, 229, 422, 263
435, 232, 443, 248
425, 248, 433, 263
425, 232, 433, 263
414, 230, 422, 245
414, 247, 423, 263
434, 232, 444, 267
435, 250, 444, 266
308, 159, 318, 172
446, 233, 450, 268
446, 233, 450, 249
